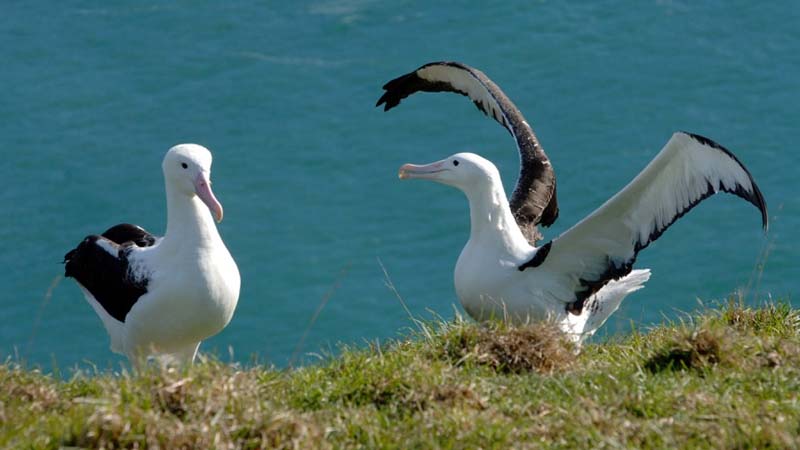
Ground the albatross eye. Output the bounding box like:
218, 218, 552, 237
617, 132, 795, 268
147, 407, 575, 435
181, 163, 188, 169
453, 160, 460, 166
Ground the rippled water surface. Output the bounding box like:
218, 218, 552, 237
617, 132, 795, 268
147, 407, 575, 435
2, 1, 797, 370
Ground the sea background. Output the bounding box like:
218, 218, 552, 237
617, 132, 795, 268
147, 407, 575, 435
2, 1, 797, 371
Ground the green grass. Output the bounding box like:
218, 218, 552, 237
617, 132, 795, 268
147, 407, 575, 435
2, 300, 799, 449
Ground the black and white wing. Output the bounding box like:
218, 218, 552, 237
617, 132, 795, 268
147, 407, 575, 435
523, 132, 767, 314
64, 224, 157, 322
377, 61, 558, 244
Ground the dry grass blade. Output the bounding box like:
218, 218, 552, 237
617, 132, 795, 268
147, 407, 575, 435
289, 262, 351, 368
377, 257, 433, 340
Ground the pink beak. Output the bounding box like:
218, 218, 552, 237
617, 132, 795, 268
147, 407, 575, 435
398, 160, 447, 180
195, 172, 224, 222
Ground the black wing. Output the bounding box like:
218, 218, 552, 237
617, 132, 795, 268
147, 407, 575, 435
377, 61, 558, 244
64, 224, 156, 322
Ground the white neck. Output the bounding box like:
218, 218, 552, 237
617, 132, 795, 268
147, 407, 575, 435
162, 183, 221, 251
463, 177, 532, 255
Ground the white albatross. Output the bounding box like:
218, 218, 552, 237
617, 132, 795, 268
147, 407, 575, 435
377, 61, 768, 342
64, 144, 241, 365
397, 132, 767, 343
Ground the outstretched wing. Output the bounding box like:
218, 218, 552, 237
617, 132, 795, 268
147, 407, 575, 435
527, 132, 767, 314
377, 61, 558, 243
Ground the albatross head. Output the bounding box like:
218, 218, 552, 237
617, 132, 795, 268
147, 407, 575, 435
398, 152, 500, 193
163, 144, 224, 222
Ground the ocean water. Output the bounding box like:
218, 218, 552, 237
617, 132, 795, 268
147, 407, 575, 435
2, 1, 797, 371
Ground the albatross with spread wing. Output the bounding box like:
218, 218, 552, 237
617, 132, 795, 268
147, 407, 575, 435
378, 62, 767, 342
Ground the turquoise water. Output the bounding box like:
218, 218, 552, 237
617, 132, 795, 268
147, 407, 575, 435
2, 1, 797, 370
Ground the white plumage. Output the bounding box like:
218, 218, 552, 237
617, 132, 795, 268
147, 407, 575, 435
399, 132, 767, 343
64, 144, 241, 365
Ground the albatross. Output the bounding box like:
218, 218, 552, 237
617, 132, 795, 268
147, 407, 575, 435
378, 62, 768, 342
64, 144, 241, 364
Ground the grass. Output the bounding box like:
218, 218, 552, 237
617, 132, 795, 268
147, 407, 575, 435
2, 300, 800, 449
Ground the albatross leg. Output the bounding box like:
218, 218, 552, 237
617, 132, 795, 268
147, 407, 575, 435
127, 342, 201, 371
168, 342, 201, 366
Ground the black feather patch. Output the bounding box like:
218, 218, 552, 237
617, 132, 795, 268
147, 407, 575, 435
568, 258, 635, 315
518, 241, 552, 271
102, 223, 156, 247
64, 224, 156, 322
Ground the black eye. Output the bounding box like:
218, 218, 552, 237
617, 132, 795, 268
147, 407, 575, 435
181, 163, 188, 169
453, 160, 459, 166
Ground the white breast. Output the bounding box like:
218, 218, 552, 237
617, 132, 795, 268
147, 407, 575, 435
121, 241, 240, 355
454, 239, 524, 321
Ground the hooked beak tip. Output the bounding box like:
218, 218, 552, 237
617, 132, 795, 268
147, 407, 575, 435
398, 163, 423, 180
195, 173, 224, 223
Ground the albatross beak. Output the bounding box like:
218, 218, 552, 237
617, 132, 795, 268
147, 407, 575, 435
195, 172, 224, 222
398, 161, 447, 180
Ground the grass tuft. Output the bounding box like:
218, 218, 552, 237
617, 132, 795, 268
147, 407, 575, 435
644, 327, 728, 373
717, 298, 800, 336
432, 320, 575, 374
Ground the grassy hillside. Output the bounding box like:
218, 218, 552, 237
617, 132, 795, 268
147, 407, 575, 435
2, 301, 799, 449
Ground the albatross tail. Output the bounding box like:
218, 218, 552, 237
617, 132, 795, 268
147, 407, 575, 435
562, 269, 651, 345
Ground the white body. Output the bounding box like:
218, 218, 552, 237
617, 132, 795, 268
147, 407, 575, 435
79, 144, 241, 365
122, 197, 240, 363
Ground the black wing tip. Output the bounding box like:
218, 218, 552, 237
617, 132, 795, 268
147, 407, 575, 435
375, 61, 478, 112
681, 131, 724, 150
681, 131, 769, 232
64, 247, 78, 264
374, 93, 388, 109
375, 92, 399, 111
746, 177, 769, 232
375, 71, 420, 112
63, 249, 76, 268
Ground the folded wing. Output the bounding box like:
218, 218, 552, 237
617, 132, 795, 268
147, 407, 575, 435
64, 224, 157, 322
